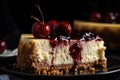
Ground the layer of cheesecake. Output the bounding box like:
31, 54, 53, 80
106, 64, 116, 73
15, 34, 106, 74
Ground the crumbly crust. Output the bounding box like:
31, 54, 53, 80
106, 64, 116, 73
14, 54, 107, 75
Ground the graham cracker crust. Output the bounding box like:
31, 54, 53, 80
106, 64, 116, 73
14, 58, 107, 75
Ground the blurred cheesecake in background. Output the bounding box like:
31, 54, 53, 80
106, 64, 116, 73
73, 10, 120, 49
73, 20, 120, 49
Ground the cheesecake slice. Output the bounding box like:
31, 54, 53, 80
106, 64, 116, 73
15, 34, 106, 74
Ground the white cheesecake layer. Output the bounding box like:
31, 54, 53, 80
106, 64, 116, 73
34, 39, 73, 65
80, 40, 106, 63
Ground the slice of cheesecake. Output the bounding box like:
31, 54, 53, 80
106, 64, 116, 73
15, 34, 106, 74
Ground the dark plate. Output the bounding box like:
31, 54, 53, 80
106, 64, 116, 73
0, 54, 120, 80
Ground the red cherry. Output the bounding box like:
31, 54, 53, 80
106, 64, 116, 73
0, 40, 7, 53
59, 21, 72, 36
32, 21, 51, 38
104, 12, 118, 23
40, 23, 51, 38
48, 20, 58, 28
90, 12, 102, 22
32, 21, 42, 38
47, 20, 59, 32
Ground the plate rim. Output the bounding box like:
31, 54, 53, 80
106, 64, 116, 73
0, 66, 120, 77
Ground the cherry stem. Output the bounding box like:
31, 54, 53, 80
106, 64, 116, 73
31, 15, 40, 22
36, 4, 44, 24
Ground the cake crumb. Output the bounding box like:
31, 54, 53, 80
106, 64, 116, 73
42, 69, 47, 75
89, 67, 95, 72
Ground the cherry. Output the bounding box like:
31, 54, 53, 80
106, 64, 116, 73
40, 23, 51, 38
90, 11, 102, 22
31, 4, 73, 38
47, 20, 59, 32
32, 21, 51, 38
0, 40, 7, 53
104, 12, 119, 23
32, 21, 42, 38
59, 21, 72, 36
32, 4, 51, 38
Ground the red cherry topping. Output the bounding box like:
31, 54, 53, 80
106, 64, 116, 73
32, 21, 42, 38
90, 12, 102, 22
32, 21, 51, 38
104, 12, 119, 23
59, 21, 72, 36
40, 23, 51, 38
69, 42, 82, 64
0, 40, 7, 53
48, 20, 59, 32
31, 5, 73, 38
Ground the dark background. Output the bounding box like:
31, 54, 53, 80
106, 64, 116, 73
0, 1, 120, 80
0, 0, 120, 49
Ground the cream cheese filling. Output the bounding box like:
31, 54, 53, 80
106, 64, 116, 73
34, 39, 106, 65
